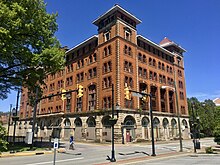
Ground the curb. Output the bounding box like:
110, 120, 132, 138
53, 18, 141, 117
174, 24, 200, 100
94, 151, 191, 165
0, 151, 53, 158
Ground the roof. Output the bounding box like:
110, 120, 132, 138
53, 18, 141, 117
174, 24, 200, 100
159, 37, 186, 52
93, 4, 142, 26
213, 98, 220, 106
137, 35, 174, 57
66, 35, 98, 54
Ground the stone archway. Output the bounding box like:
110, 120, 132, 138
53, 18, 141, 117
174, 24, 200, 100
52, 118, 62, 138
102, 115, 111, 142
162, 118, 169, 140
86, 116, 96, 140
123, 115, 136, 142
153, 117, 160, 140
142, 117, 150, 140
182, 119, 189, 139
74, 117, 82, 140
63, 118, 71, 140
171, 118, 177, 138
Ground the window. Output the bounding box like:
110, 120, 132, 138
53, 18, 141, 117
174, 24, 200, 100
76, 97, 83, 112
124, 45, 132, 56
103, 76, 112, 89
103, 46, 111, 57
125, 98, 133, 109
180, 91, 184, 100
88, 85, 96, 111
66, 76, 73, 86
50, 73, 55, 80
57, 80, 64, 90
103, 61, 112, 74
88, 67, 97, 79
103, 96, 111, 109
125, 30, 131, 41
104, 32, 110, 41
66, 64, 73, 73
138, 67, 147, 79
178, 69, 182, 77
49, 83, 55, 91
124, 61, 133, 73
77, 59, 84, 69
76, 72, 84, 83
124, 76, 133, 88
179, 81, 183, 89
158, 62, 161, 69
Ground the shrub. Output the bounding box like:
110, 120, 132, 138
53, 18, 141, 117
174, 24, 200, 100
205, 147, 213, 154
213, 125, 220, 145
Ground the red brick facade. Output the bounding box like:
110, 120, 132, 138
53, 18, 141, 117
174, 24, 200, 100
18, 5, 189, 142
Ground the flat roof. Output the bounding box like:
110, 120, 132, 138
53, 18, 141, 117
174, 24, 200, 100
93, 4, 141, 26
66, 35, 98, 54
137, 35, 175, 57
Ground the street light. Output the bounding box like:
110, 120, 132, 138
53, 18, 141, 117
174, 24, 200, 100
161, 85, 183, 152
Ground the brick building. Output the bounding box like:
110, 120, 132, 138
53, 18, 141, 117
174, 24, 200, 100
18, 5, 189, 142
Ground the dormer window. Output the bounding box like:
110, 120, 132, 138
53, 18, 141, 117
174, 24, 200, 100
104, 31, 110, 41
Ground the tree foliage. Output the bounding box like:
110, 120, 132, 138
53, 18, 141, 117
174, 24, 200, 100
0, 0, 65, 99
0, 123, 8, 153
187, 97, 218, 137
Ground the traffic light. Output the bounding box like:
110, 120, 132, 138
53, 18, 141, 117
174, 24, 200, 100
124, 87, 131, 100
77, 84, 83, 98
61, 89, 66, 100
141, 96, 147, 102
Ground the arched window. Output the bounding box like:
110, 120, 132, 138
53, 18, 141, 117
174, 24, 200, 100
87, 116, 96, 127
162, 118, 169, 128
74, 117, 82, 127
142, 117, 150, 127
153, 117, 160, 128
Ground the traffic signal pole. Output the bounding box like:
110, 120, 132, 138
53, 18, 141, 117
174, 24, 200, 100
127, 89, 156, 156
30, 87, 81, 149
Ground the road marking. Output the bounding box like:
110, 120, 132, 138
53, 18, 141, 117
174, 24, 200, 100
24, 157, 84, 165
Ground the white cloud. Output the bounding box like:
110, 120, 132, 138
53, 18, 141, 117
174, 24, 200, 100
187, 90, 220, 101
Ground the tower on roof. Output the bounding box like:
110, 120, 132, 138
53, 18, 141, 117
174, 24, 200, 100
93, 4, 141, 45
159, 37, 186, 56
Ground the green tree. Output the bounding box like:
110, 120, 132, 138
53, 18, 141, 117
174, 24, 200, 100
0, 0, 65, 99
188, 97, 216, 137
0, 123, 8, 153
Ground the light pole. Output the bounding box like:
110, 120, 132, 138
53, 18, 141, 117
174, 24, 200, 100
161, 85, 183, 152
107, 84, 117, 162
191, 103, 197, 153
7, 104, 12, 142
12, 90, 20, 147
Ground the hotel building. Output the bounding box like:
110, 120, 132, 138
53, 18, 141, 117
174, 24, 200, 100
18, 5, 189, 142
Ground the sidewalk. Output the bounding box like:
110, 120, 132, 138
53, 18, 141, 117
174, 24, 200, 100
0, 150, 53, 158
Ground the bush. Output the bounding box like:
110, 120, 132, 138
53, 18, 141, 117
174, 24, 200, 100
200, 133, 205, 138
213, 125, 220, 145
205, 147, 213, 154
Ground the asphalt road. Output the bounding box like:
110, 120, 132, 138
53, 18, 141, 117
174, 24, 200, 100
0, 138, 216, 165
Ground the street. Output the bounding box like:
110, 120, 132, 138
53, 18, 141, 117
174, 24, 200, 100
0, 138, 217, 165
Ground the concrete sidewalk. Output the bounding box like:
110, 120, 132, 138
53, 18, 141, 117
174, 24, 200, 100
0, 150, 53, 158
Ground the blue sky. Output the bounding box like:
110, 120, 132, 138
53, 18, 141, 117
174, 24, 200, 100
0, 0, 220, 112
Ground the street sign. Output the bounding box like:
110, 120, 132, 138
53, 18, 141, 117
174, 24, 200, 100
54, 138, 59, 149
131, 92, 143, 98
